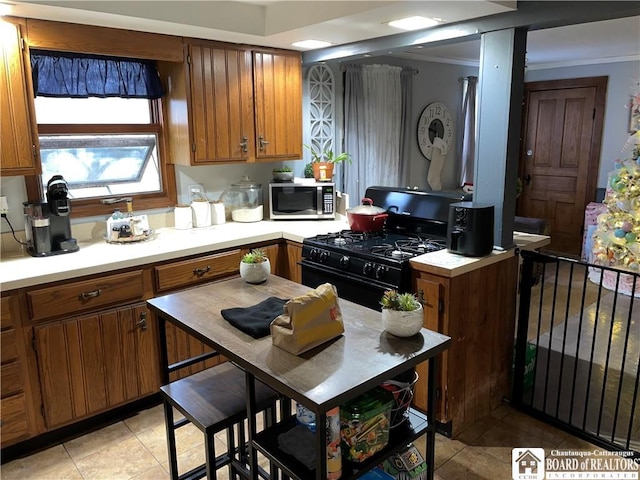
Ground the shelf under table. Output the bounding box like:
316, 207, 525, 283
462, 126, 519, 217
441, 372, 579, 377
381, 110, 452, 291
253, 408, 431, 480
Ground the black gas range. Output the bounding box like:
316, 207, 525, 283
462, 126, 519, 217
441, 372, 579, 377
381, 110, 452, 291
301, 186, 470, 311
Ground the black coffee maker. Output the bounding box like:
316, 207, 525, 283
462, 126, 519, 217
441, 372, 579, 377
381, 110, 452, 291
24, 175, 79, 257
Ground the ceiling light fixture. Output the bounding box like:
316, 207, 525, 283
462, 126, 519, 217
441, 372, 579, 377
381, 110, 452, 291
292, 40, 332, 49
388, 16, 439, 31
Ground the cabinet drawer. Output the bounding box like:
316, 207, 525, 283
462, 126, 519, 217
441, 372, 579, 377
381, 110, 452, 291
0, 393, 29, 446
28, 271, 146, 322
0, 330, 17, 364
155, 250, 241, 292
1, 362, 22, 397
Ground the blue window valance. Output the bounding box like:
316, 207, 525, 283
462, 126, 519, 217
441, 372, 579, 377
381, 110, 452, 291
30, 50, 164, 99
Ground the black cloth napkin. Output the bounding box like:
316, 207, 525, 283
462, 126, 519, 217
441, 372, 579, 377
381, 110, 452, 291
221, 297, 288, 339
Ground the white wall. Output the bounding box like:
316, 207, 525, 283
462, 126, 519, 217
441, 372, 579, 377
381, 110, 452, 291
524, 60, 640, 188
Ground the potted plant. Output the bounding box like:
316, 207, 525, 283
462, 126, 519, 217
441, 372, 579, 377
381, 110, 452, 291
272, 166, 293, 182
304, 144, 352, 182
379, 290, 423, 337
240, 248, 270, 284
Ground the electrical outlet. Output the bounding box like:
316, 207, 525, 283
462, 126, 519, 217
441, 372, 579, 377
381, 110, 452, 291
188, 184, 206, 202
0, 196, 8, 215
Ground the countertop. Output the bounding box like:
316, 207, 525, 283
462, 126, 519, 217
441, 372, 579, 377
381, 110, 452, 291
0, 219, 550, 290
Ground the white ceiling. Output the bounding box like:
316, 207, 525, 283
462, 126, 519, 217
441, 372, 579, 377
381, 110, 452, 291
6, 1, 640, 68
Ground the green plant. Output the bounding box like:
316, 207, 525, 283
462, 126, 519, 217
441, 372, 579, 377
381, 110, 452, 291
272, 166, 293, 173
304, 162, 314, 178
242, 248, 268, 264
303, 144, 352, 164
380, 290, 421, 311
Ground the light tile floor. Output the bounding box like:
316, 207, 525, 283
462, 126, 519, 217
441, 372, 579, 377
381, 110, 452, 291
1, 401, 600, 480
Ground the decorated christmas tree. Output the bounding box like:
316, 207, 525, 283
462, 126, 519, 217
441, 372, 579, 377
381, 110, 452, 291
591, 127, 640, 295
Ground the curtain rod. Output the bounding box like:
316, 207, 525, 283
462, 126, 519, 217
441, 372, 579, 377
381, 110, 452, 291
340, 63, 418, 74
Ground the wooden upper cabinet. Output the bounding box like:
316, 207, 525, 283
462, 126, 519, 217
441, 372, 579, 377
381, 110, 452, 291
253, 50, 302, 161
160, 42, 302, 165
188, 43, 255, 164
0, 18, 40, 176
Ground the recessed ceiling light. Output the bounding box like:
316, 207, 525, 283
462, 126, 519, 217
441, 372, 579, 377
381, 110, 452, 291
291, 40, 332, 49
388, 16, 439, 31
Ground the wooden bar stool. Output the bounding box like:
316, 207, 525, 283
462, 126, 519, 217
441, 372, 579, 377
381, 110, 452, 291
161, 361, 279, 480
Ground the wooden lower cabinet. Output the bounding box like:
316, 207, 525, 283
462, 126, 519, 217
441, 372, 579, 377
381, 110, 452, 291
412, 255, 519, 437
284, 241, 302, 283
33, 302, 160, 430
1, 295, 33, 447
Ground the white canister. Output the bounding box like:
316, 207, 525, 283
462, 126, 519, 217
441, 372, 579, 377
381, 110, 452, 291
174, 205, 193, 230
211, 201, 226, 225
191, 199, 212, 228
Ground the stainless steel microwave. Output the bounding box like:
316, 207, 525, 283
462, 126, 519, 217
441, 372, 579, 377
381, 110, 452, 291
269, 182, 336, 220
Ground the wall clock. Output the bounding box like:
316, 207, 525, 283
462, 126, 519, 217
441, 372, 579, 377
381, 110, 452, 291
417, 102, 454, 160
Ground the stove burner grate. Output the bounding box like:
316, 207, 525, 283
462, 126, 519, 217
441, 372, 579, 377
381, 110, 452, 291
315, 230, 372, 246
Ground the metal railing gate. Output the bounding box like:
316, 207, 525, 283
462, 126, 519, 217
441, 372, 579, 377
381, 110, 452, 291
512, 250, 639, 456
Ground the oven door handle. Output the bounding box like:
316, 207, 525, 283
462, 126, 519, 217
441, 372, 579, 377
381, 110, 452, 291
300, 260, 397, 290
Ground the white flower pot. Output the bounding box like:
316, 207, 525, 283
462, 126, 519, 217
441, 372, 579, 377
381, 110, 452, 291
381, 304, 423, 337
239, 259, 270, 284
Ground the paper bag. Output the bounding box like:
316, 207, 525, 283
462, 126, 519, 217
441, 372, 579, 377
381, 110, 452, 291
270, 283, 344, 355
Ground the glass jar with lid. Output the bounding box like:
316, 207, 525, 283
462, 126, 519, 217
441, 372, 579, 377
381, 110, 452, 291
219, 176, 263, 222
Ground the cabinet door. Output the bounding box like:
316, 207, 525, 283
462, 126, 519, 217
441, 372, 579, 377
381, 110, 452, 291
413, 277, 448, 418
253, 50, 302, 160
189, 43, 255, 164
285, 241, 302, 283
34, 303, 160, 430
0, 19, 40, 175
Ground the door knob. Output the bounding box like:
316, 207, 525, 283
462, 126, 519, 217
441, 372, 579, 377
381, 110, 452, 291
526, 149, 533, 156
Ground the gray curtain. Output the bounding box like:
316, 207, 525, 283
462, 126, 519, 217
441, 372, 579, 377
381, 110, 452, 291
399, 69, 413, 188
342, 64, 414, 206
342, 65, 366, 206
459, 76, 478, 189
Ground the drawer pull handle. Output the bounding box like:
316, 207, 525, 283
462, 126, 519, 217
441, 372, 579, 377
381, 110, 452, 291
80, 289, 101, 300
193, 266, 211, 277
137, 311, 148, 331
258, 135, 269, 151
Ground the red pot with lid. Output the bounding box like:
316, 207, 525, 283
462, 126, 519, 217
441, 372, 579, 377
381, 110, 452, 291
346, 198, 388, 233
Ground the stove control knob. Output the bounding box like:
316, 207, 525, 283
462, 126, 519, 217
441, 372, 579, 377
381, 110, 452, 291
339, 256, 350, 269
309, 248, 319, 260
375, 265, 387, 279
363, 262, 374, 276
319, 251, 329, 263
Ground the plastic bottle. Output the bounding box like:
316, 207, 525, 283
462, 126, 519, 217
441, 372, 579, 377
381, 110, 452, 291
295, 402, 316, 433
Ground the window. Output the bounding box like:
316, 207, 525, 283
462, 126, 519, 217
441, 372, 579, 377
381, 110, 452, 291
25, 56, 175, 218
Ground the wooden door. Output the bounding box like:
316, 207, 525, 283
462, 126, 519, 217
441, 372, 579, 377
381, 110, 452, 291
0, 18, 40, 175
518, 77, 606, 255
34, 303, 160, 429
188, 42, 254, 163
253, 50, 302, 160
